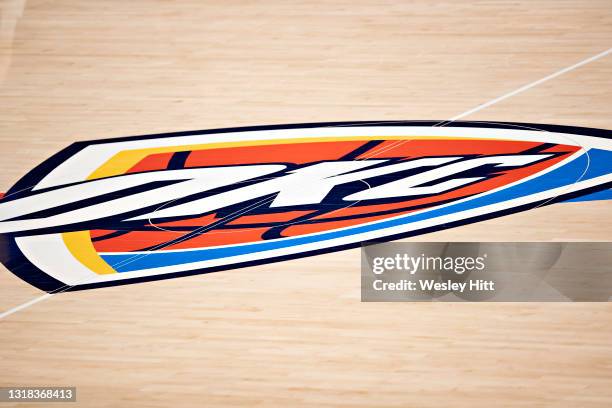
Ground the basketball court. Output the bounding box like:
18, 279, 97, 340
1, 1, 611, 406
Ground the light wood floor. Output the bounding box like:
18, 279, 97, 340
1, 1, 611, 407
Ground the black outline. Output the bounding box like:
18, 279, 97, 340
167, 151, 191, 170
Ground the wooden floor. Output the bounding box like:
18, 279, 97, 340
1, 1, 611, 406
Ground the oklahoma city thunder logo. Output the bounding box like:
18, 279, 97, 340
0, 121, 610, 291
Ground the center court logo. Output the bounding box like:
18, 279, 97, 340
0, 121, 610, 291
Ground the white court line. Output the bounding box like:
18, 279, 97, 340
449, 48, 612, 121
1, 47, 611, 320
0, 293, 53, 319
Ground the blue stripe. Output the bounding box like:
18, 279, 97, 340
102, 149, 612, 272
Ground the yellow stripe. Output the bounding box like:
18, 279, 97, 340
62, 231, 117, 275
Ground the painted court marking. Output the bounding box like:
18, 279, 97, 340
448, 48, 612, 121
1, 47, 610, 320
0, 293, 53, 319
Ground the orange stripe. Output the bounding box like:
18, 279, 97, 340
228, 210, 314, 225
185, 140, 366, 167
128, 152, 174, 173
357, 139, 542, 159
92, 230, 186, 252
284, 210, 417, 237
163, 228, 269, 250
